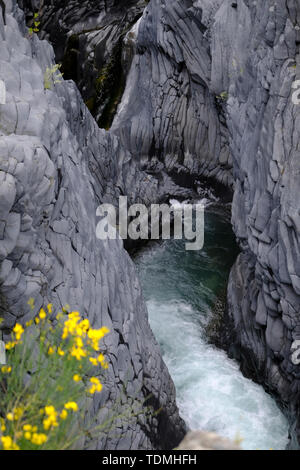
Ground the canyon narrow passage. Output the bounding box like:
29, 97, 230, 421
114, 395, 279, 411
136, 204, 289, 450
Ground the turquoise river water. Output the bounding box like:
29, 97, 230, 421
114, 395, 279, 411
135, 205, 289, 450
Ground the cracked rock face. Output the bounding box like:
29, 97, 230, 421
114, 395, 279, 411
111, 0, 233, 188
97, 0, 300, 444
0, 1, 186, 450
214, 0, 300, 446
19, 0, 233, 191
18, 0, 148, 128
7, 0, 300, 449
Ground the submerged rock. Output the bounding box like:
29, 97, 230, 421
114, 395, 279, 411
177, 431, 241, 451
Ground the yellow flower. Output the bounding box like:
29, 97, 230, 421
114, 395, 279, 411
57, 347, 65, 356
79, 319, 90, 331
5, 341, 16, 350
69, 311, 80, 319
76, 326, 84, 337
75, 337, 84, 348
45, 405, 56, 416
1, 366, 12, 374
89, 357, 98, 366
25, 320, 33, 327
64, 402, 78, 412
31, 433, 47, 446
47, 304, 53, 314
62, 312, 81, 339
88, 327, 109, 340
97, 353, 105, 363
24, 432, 32, 440
1, 436, 20, 450
48, 346, 55, 355
87, 327, 109, 350
35, 317, 40, 325
6, 413, 14, 421
39, 308, 47, 320
23, 424, 32, 431
97, 354, 109, 369
13, 324, 24, 341
73, 374, 81, 382
70, 346, 87, 361
90, 377, 101, 385
43, 415, 58, 431
60, 410, 68, 420
88, 377, 103, 394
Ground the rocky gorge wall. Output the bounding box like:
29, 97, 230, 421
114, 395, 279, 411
46, 0, 300, 445
18, 0, 149, 128
110, 0, 300, 445
7, 0, 300, 448
215, 0, 300, 446
120, 0, 300, 445
0, 0, 186, 450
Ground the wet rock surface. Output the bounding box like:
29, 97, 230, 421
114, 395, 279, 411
177, 431, 241, 451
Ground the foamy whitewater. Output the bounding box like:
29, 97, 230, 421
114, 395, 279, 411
136, 207, 289, 450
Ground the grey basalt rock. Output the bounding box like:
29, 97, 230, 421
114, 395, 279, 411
111, 0, 300, 445
111, 0, 232, 188
209, 0, 300, 445
0, 1, 186, 450
18, 0, 148, 128
6, 0, 300, 449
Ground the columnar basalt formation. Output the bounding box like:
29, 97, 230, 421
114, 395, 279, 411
110, 0, 300, 444
214, 0, 300, 446
18, 0, 148, 128
0, 1, 186, 450
7, 0, 300, 448
111, 0, 232, 188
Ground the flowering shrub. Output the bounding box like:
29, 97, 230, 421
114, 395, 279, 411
0, 304, 110, 450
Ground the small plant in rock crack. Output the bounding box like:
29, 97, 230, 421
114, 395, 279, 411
28, 13, 41, 37
44, 64, 64, 91
216, 91, 229, 102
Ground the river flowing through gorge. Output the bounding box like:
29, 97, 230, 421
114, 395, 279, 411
135, 204, 290, 450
